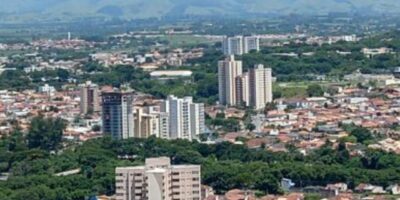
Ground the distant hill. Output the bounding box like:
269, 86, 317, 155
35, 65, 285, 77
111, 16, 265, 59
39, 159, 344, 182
1, 0, 400, 22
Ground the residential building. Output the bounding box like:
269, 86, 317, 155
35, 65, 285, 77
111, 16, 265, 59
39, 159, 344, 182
115, 157, 201, 200
158, 112, 170, 139
101, 91, 134, 139
161, 95, 205, 140
222, 36, 260, 55
235, 73, 250, 107
222, 36, 244, 55
249, 64, 273, 110
190, 103, 205, 136
133, 107, 159, 138
218, 55, 243, 106
80, 81, 100, 114
243, 36, 260, 53
38, 84, 56, 95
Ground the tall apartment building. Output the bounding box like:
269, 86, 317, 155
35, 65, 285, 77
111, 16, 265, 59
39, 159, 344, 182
249, 64, 273, 110
218, 55, 243, 106
222, 36, 244, 55
235, 73, 250, 107
161, 95, 205, 141
115, 157, 201, 200
158, 112, 170, 139
101, 91, 134, 139
190, 103, 205, 136
218, 56, 273, 109
80, 81, 100, 114
133, 106, 160, 138
222, 36, 260, 55
243, 36, 260, 53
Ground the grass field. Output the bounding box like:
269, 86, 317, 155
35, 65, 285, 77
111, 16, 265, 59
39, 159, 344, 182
158, 35, 215, 48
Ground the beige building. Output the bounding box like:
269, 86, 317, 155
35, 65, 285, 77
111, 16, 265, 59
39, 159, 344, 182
80, 81, 100, 114
218, 56, 273, 110
115, 157, 201, 200
218, 55, 243, 106
249, 64, 273, 110
133, 107, 160, 138
235, 72, 250, 107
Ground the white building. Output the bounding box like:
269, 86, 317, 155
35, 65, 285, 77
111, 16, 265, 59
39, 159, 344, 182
249, 64, 273, 110
161, 95, 205, 141
115, 157, 201, 200
218, 55, 243, 106
222, 36, 244, 55
38, 84, 56, 95
243, 36, 260, 53
222, 36, 260, 55
190, 103, 205, 136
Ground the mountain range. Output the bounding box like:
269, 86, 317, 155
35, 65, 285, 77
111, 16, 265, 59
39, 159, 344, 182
1, 0, 400, 22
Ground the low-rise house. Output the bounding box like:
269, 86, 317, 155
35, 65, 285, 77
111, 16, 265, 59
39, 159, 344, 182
355, 184, 386, 194
386, 184, 400, 195
325, 183, 348, 196
224, 189, 257, 200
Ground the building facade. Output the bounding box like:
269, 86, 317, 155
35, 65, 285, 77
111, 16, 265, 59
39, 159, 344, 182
161, 95, 205, 140
218, 55, 243, 106
190, 103, 206, 136
218, 56, 273, 109
243, 36, 260, 54
249, 64, 273, 110
235, 73, 250, 107
222, 36, 260, 55
80, 81, 100, 114
115, 157, 201, 200
158, 112, 170, 139
101, 91, 134, 139
133, 106, 160, 138
222, 36, 244, 55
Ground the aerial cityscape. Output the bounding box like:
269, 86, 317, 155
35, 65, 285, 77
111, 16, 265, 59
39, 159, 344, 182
3, 0, 400, 200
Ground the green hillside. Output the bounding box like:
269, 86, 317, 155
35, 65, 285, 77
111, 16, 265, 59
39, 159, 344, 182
0, 0, 400, 22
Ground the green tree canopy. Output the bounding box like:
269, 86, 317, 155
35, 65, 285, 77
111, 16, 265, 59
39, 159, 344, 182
27, 116, 66, 151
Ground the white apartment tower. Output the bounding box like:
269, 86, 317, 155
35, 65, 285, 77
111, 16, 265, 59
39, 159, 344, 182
161, 95, 205, 140
218, 55, 243, 106
249, 64, 273, 110
223, 36, 260, 55
222, 36, 244, 55
115, 157, 201, 200
243, 36, 260, 53
190, 103, 205, 136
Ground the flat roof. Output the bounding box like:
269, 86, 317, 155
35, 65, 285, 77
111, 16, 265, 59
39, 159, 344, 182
150, 70, 192, 77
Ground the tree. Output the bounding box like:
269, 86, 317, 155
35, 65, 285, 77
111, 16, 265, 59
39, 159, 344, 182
27, 116, 66, 151
350, 127, 373, 144
264, 102, 277, 113
306, 84, 324, 97
92, 125, 101, 132
246, 123, 256, 132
